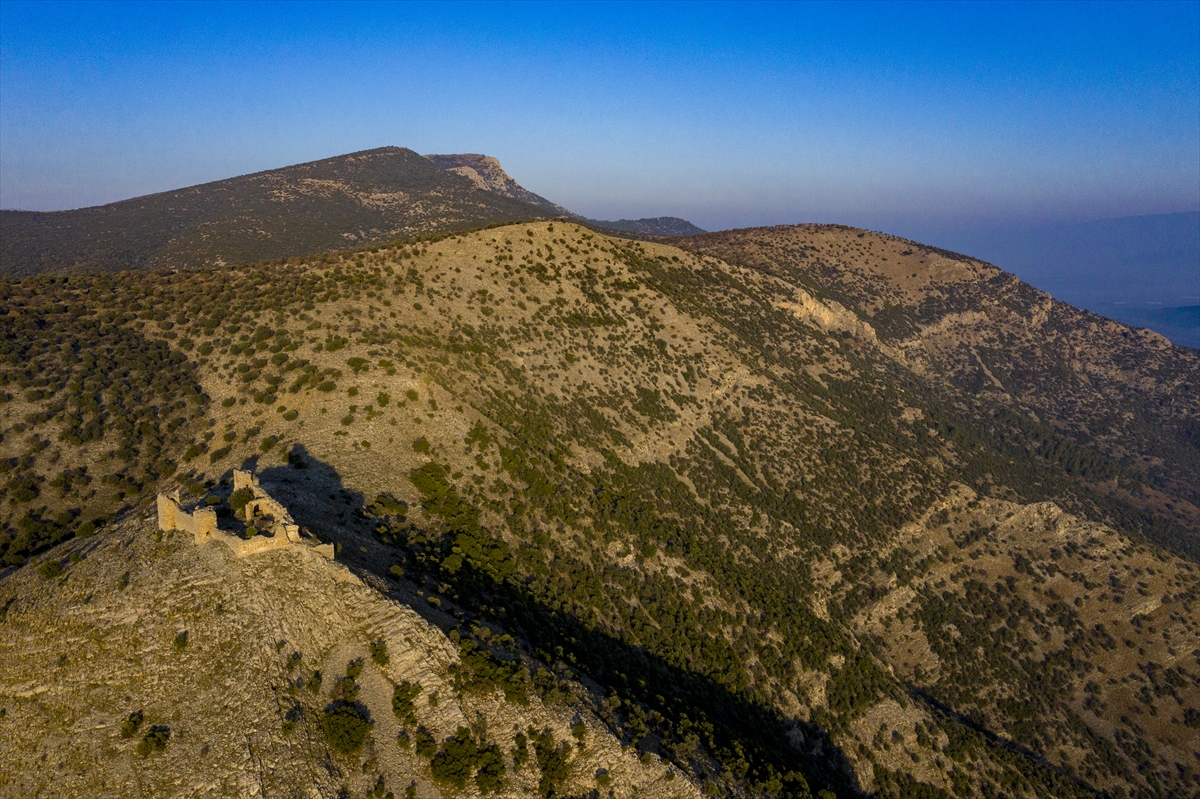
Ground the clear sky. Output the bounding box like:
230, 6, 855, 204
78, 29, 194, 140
2, 0, 1198, 235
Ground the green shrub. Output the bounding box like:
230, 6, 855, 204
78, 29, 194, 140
412, 437, 430, 454
406, 389, 419, 402
392, 681, 422, 726
75, 521, 96, 538
414, 726, 437, 759
430, 727, 506, 794
37, 560, 62, 579
208, 446, 231, 463
120, 710, 143, 739
378, 392, 390, 407
530, 728, 572, 798
260, 436, 278, 453
320, 704, 372, 755
221, 397, 236, 408
173, 631, 189, 651
229, 488, 254, 516
135, 725, 170, 757
282, 409, 299, 421
369, 639, 389, 666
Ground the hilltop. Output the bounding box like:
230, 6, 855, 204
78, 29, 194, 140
2, 220, 1198, 798
0, 147, 549, 277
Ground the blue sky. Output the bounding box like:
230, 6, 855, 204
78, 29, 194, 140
2, 0, 1198, 235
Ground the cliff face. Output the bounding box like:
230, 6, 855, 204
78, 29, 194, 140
424, 153, 575, 217
424, 154, 707, 236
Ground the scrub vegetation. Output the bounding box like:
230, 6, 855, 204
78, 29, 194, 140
0, 217, 1197, 799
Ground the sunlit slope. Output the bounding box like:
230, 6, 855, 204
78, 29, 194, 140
678, 225, 1200, 556
2, 221, 1198, 798
0, 514, 691, 799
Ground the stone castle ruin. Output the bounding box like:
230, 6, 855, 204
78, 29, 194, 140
158, 469, 333, 559
156, 489, 218, 542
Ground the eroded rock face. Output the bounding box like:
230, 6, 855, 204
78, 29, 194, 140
424, 153, 574, 217
777, 288, 877, 341
0, 519, 694, 799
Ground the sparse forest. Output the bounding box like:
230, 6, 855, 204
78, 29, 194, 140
1, 219, 1197, 799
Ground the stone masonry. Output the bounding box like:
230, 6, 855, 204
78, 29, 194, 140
156, 489, 218, 544
158, 470, 333, 559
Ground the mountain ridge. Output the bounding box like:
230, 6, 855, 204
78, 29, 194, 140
0, 147, 551, 276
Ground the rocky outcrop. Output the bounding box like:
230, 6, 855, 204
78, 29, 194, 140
777, 288, 877, 341
424, 153, 574, 217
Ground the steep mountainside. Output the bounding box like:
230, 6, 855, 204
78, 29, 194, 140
0, 148, 549, 277
1, 222, 1198, 798
0, 511, 690, 799
675, 226, 1200, 556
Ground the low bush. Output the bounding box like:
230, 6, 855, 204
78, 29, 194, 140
120, 710, 143, 739
320, 703, 372, 755
229, 488, 254, 516
392, 681, 422, 726
370, 639, 389, 666
135, 725, 171, 757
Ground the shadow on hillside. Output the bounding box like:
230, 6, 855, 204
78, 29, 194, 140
258, 446, 862, 799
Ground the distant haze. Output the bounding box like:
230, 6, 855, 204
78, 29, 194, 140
2, 2, 1196, 225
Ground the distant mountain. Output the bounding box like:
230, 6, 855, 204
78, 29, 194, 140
425, 153, 706, 238
591, 216, 706, 236
0, 147, 550, 276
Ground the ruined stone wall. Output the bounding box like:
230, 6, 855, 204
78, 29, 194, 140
235, 469, 302, 543
158, 470, 316, 557
221, 533, 293, 557
156, 492, 218, 544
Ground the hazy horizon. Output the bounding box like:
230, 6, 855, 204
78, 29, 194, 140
2, 1, 1197, 229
